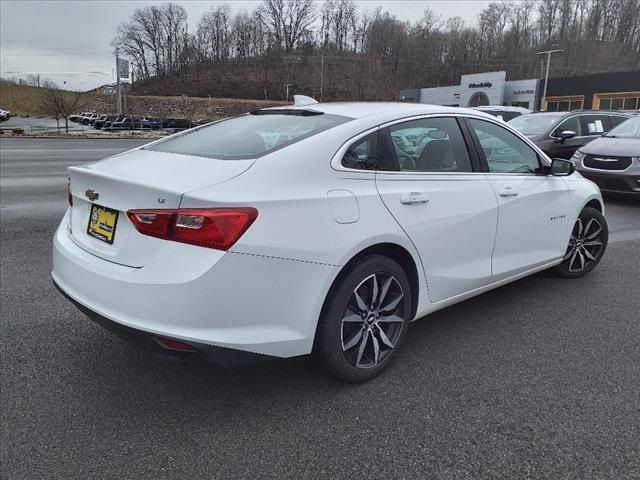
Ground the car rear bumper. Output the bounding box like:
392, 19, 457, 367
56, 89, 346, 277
52, 212, 338, 359
577, 169, 640, 195
53, 279, 270, 366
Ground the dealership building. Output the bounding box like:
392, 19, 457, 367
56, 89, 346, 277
400, 70, 640, 112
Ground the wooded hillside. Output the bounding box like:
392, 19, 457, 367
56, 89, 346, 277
114, 0, 640, 101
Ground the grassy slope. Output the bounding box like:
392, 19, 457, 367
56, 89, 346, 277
0, 84, 287, 119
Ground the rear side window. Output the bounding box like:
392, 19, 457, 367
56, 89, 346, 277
580, 115, 609, 135
145, 112, 350, 160
609, 115, 629, 128
341, 133, 377, 170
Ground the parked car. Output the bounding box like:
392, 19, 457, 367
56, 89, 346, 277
94, 115, 119, 130
80, 113, 99, 125
90, 114, 109, 127
164, 118, 192, 130
0, 109, 10, 121
509, 110, 631, 159
573, 115, 640, 196
103, 116, 134, 131
70, 112, 90, 123
474, 105, 531, 122
54, 102, 608, 383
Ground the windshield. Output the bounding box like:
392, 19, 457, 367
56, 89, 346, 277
508, 114, 563, 135
145, 111, 350, 159
605, 116, 640, 138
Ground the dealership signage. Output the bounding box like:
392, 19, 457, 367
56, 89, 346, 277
469, 82, 492, 88
117, 59, 130, 79
513, 89, 535, 95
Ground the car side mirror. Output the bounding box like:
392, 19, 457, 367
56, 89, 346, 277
559, 130, 576, 143
550, 158, 576, 176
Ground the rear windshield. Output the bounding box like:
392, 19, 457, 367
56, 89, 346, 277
144, 111, 351, 159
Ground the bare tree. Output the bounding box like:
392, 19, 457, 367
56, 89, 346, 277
40, 79, 62, 133
321, 0, 357, 50
198, 5, 232, 62
258, 0, 316, 52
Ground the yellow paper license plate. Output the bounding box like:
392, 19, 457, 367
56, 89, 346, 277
87, 204, 119, 244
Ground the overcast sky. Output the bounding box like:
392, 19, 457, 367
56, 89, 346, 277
1, 0, 493, 91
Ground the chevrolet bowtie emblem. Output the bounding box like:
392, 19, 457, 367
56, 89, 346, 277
85, 189, 99, 201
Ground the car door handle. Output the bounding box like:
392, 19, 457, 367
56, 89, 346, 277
498, 188, 519, 197
400, 192, 430, 205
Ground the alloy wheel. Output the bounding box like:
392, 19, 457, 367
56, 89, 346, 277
341, 273, 405, 369
561, 217, 605, 273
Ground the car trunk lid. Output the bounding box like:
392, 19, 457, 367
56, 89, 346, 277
68, 148, 255, 267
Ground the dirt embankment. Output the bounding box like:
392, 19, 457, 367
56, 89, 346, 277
0, 83, 286, 120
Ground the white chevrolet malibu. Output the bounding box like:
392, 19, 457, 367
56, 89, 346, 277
53, 101, 608, 382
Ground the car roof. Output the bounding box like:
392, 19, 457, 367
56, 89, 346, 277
475, 106, 531, 113
266, 102, 494, 123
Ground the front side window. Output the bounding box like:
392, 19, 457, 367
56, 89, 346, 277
387, 117, 472, 172
145, 111, 350, 160
468, 118, 541, 174
509, 114, 563, 136
552, 116, 582, 137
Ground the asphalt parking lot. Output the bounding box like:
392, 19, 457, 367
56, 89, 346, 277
1, 137, 639, 479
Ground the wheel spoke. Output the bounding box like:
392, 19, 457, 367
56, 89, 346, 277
356, 329, 370, 367
568, 249, 579, 271
378, 277, 393, 306
585, 226, 602, 240
584, 240, 603, 247
371, 275, 379, 308
562, 247, 574, 261
380, 293, 403, 313
343, 314, 364, 323
583, 247, 596, 261
343, 328, 363, 351
578, 250, 585, 270
377, 325, 395, 348
354, 291, 368, 312
576, 218, 584, 237
371, 335, 380, 365
583, 218, 595, 237
378, 314, 404, 323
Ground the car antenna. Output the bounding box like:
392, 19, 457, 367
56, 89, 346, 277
293, 95, 319, 107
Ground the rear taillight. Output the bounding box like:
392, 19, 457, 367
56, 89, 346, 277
127, 208, 257, 251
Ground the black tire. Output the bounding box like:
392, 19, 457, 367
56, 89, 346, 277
553, 207, 608, 278
316, 255, 412, 383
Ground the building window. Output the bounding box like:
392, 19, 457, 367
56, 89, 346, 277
545, 96, 584, 112
593, 92, 640, 111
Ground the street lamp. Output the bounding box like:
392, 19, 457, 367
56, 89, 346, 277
536, 49, 563, 111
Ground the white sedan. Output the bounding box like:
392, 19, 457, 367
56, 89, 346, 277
52, 101, 608, 382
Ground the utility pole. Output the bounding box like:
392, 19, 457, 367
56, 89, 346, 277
284, 83, 294, 103
320, 52, 325, 102
536, 49, 563, 111
115, 47, 122, 115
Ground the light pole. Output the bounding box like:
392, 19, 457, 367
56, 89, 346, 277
284, 83, 294, 103
536, 49, 563, 111
115, 47, 122, 115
